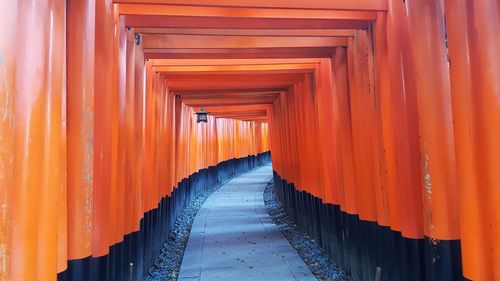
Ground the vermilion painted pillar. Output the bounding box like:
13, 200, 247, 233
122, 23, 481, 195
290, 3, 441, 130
406, 0, 461, 279
0, 0, 17, 279
375, 10, 425, 280
304, 75, 323, 198
288, 85, 302, 189
347, 32, 381, 224
382, 4, 429, 279
108, 5, 121, 258
123, 27, 136, 239
373, 12, 396, 230
297, 76, 321, 197
93, 0, 115, 273
347, 30, 388, 281
38, 2, 67, 278
166, 87, 176, 192
66, 1, 95, 277
10, 1, 66, 280
115, 15, 128, 252
381, 2, 425, 244
314, 59, 340, 204
332, 47, 356, 215
143, 63, 157, 212
375, 10, 402, 236
445, 0, 500, 279
133, 40, 145, 231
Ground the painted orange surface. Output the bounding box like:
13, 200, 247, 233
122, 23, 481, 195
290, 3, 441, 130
1, 0, 499, 280
117, 4, 378, 21
0, 1, 66, 280
113, 0, 388, 11
66, 0, 95, 264
444, 0, 500, 278
0, 1, 269, 279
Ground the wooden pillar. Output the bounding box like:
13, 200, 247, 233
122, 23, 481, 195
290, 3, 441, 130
66, 0, 96, 278
406, 0, 460, 279
0, 0, 17, 279
7, 1, 67, 280
444, 0, 500, 279
93, 0, 115, 271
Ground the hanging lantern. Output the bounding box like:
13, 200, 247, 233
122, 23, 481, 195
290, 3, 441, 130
194, 108, 209, 123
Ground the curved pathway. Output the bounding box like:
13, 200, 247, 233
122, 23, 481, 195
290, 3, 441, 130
178, 164, 316, 281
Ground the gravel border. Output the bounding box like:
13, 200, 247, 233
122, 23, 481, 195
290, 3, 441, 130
263, 180, 352, 281
145, 178, 230, 281
145, 166, 265, 281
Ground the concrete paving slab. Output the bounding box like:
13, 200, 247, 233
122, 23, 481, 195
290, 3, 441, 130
179, 164, 317, 281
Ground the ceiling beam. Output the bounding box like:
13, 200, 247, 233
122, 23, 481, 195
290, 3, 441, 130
194, 104, 272, 109
151, 58, 322, 66
142, 34, 348, 49
210, 112, 268, 117
172, 87, 287, 95
178, 93, 279, 100
144, 47, 335, 59
135, 28, 356, 37
114, 0, 386, 11
117, 4, 379, 19
153, 64, 317, 75
183, 97, 275, 102
208, 109, 268, 114
216, 116, 268, 122
124, 15, 370, 29
164, 74, 301, 90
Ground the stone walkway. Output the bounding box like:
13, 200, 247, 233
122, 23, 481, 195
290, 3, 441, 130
178, 164, 316, 281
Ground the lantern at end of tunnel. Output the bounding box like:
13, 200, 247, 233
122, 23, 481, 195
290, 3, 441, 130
195, 108, 209, 123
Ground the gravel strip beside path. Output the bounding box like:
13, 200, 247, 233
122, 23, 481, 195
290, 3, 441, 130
145, 176, 236, 281
263, 181, 352, 281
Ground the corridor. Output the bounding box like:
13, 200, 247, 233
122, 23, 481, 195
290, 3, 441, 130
178, 165, 315, 281
1, 0, 499, 280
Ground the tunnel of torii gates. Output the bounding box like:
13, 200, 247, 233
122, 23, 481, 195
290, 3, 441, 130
0, 0, 499, 281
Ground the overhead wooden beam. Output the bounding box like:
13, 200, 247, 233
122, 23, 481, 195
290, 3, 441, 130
210, 112, 268, 117
181, 94, 276, 101
163, 73, 304, 81
183, 98, 275, 106
144, 47, 334, 59
153, 64, 317, 75
124, 15, 370, 29
207, 109, 268, 114
117, 4, 379, 19
194, 104, 272, 112
145, 48, 331, 55
178, 93, 279, 100
168, 81, 292, 90
185, 97, 278, 103
151, 58, 322, 66
178, 92, 279, 97
198, 107, 271, 121
164, 73, 302, 90
173, 88, 287, 95
193, 104, 273, 110
216, 116, 268, 122
142, 34, 348, 49
182, 96, 275, 102
214, 115, 268, 120
114, 0, 387, 11
235, 118, 268, 122
188, 101, 272, 121
135, 28, 356, 37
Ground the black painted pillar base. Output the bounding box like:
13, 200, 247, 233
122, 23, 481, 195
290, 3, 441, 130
58, 152, 271, 281
272, 172, 465, 281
